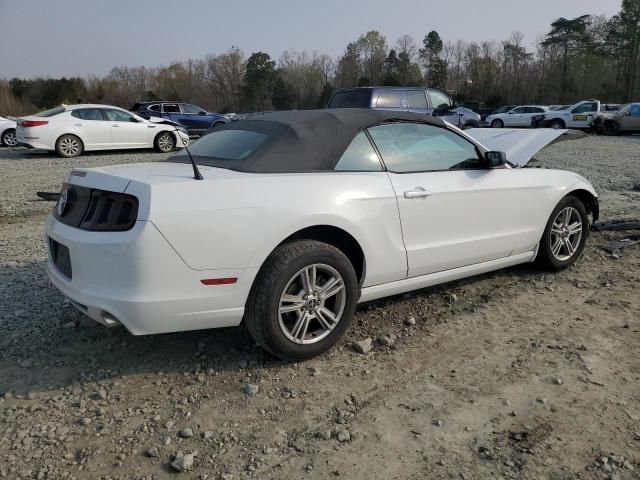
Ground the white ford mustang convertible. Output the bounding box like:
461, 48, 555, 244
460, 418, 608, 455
46, 110, 598, 360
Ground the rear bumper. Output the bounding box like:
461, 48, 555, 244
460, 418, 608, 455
16, 131, 53, 150
46, 216, 255, 334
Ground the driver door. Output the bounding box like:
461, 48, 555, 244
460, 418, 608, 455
506, 107, 526, 126
103, 109, 149, 148
367, 122, 542, 277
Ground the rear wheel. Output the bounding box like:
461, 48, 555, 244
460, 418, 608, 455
154, 132, 175, 153
537, 196, 589, 271
245, 240, 358, 361
490, 119, 504, 128
550, 119, 565, 130
1, 128, 17, 147
55, 134, 83, 158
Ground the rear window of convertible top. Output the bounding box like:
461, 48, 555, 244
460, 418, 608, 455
173, 120, 288, 162
182, 129, 268, 160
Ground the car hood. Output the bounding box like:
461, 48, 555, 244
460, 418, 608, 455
464, 128, 586, 167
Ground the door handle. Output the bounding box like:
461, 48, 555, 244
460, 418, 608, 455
112, 124, 120, 127
74, 123, 83, 126
404, 188, 432, 199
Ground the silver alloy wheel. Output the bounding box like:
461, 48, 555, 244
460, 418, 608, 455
59, 136, 80, 156
157, 133, 174, 152
550, 206, 583, 261
3, 130, 17, 147
278, 263, 346, 345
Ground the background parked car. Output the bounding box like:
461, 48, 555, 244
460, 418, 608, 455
16, 104, 189, 157
535, 100, 600, 129
0, 115, 17, 147
326, 87, 482, 129
486, 105, 549, 128
130, 101, 232, 136
591, 103, 640, 135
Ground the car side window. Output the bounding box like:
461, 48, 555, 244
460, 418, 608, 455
629, 105, 640, 116
376, 92, 402, 108
148, 104, 160, 112
427, 89, 452, 109
182, 104, 204, 114
367, 122, 482, 173
71, 108, 104, 121
406, 91, 428, 109
162, 104, 181, 113
334, 132, 382, 172
512, 107, 525, 114
531, 107, 545, 113
572, 102, 597, 114
104, 109, 136, 122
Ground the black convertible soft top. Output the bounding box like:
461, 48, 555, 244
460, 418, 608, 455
167, 109, 445, 173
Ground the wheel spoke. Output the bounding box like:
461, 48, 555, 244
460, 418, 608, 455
551, 238, 563, 256
279, 294, 304, 314
316, 307, 338, 330
567, 222, 582, 235
301, 267, 313, 293
290, 311, 310, 342
564, 238, 575, 256
319, 276, 343, 300
562, 208, 572, 227
551, 225, 563, 235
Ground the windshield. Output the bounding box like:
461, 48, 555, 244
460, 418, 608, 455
35, 106, 65, 117
617, 104, 631, 113
327, 90, 372, 109
179, 129, 268, 160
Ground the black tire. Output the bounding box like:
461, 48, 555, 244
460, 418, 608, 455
154, 131, 176, 153
549, 119, 565, 130
536, 195, 589, 271
603, 121, 620, 136
55, 134, 83, 158
211, 121, 224, 128
245, 240, 359, 361
491, 119, 504, 128
1, 128, 17, 147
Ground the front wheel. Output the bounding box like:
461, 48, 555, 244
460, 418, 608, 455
603, 121, 620, 136
536, 196, 589, 271
490, 119, 504, 128
245, 240, 358, 361
154, 132, 176, 153
1, 128, 17, 147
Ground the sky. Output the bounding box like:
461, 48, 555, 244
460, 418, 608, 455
0, 0, 621, 79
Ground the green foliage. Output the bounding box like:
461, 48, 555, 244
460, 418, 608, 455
242, 52, 276, 111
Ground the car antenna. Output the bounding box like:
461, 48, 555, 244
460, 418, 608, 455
163, 107, 203, 180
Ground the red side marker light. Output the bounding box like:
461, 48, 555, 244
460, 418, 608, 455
200, 277, 237, 286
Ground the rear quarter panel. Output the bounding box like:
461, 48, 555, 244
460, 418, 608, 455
125, 171, 408, 287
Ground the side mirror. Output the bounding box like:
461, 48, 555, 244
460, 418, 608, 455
198, 111, 207, 115
485, 151, 507, 168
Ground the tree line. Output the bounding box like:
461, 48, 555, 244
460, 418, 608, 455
1, 0, 638, 116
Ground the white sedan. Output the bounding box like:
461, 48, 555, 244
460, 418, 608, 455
16, 104, 189, 157
0, 115, 17, 147
46, 110, 598, 360
487, 105, 549, 128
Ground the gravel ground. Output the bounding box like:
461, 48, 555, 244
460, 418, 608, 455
0, 137, 639, 480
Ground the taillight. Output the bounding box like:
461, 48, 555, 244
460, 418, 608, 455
79, 190, 139, 231
20, 120, 49, 128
